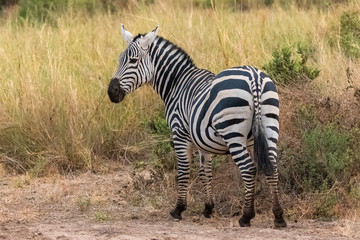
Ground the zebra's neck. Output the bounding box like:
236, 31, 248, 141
149, 37, 211, 104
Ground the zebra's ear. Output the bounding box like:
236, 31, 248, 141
139, 25, 159, 50
121, 24, 133, 44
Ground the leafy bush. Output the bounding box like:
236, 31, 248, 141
302, 125, 352, 191
17, 0, 129, 25
313, 192, 338, 220
263, 43, 320, 85
18, 0, 69, 25
141, 107, 176, 171
339, 11, 360, 59
212, 155, 228, 171
295, 103, 318, 131
279, 100, 360, 195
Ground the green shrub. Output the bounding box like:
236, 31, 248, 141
263, 43, 320, 85
18, 0, 68, 25
93, 211, 110, 221
146, 114, 171, 136
212, 155, 227, 171
313, 192, 338, 220
302, 125, 352, 191
141, 107, 176, 171
295, 104, 318, 131
17, 0, 123, 25
339, 11, 360, 59
150, 138, 176, 171
76, 195, 91, 212
349, 178, 360, 206
278, 143, 307, 194
279, 101, 360, 198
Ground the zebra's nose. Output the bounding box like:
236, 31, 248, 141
108, 78, 126, 103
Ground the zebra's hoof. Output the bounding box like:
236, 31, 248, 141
170, 209, 182, 220
203, 203, 214, 218
203, 211, 212, 218
274, 218, 287, 228
170, 204, 186, 220
239, 217, 251, 227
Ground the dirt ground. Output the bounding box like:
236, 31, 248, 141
0, 167, 359, 240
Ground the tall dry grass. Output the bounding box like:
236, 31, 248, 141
0, 9, 161, 174
0, 0, 359, 176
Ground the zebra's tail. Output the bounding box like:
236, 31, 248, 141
252, 115, 274, 176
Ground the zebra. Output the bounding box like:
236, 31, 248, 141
108, 24, 287, 228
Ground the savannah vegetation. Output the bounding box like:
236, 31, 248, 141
0, 0, 359, 222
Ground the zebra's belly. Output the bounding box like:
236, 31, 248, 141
191, 125, 229, 154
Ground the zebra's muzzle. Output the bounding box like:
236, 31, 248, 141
108, 78, 126, 103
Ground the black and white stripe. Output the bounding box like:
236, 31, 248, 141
108, 25, 286, 228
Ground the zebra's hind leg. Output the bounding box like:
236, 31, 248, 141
199, 151, 214, 218
265, 153, 287, 228
170, 137, 193, 220
228, 143, 256, 227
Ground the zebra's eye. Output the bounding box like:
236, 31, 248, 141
129, 58, 138, 64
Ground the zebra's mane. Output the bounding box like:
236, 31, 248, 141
133, 33, 145, 42
133, 33, 195, 67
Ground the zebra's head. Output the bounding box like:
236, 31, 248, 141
108, 24, 159, 103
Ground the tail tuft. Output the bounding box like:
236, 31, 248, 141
253, 119, 274, 176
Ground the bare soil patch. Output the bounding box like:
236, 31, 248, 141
0, 167, 358, 240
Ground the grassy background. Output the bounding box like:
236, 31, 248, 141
0, 0, 359, 220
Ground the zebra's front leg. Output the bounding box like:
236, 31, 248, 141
170, 138, 193, 220
199, 151, 214, 218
